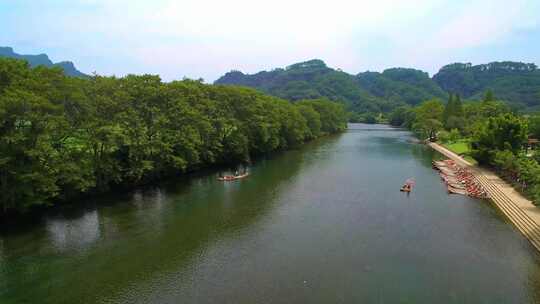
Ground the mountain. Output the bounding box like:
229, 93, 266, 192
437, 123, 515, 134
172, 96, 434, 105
356, 68, 447, 106
217, 59, 540, 113
433, 62, 540, 110
0, 47, 88, 78
215, 60, 384, 112
215, 59, 444, 113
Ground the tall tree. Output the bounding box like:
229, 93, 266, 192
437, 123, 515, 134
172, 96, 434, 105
483, 89, 495, 102
529, 114, 540, 139
412, 99, 444, 140
471, 113, 528, 164
443, 93, 455, 125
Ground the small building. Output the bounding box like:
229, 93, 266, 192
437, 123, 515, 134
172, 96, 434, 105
527, 137, 538, 150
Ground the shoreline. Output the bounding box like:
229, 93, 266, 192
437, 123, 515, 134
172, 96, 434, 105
0, 132, 345, 229
429, 142, 540, 252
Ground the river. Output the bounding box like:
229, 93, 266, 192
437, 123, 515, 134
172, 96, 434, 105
1, 123, 540, 303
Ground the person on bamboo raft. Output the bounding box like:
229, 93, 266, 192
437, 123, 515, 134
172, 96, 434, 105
400, 178, 415, 192
400, 184, 411, 192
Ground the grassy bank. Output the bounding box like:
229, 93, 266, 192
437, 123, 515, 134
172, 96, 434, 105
441, 139, 478, 165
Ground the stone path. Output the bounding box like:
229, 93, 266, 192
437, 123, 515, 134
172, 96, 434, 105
429, 142, 540, 252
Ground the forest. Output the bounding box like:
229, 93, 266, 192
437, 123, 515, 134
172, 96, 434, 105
216, 59, 540, 120
0, 58, 347, 214
433, 62, 540, 109
215, 59, 445, 115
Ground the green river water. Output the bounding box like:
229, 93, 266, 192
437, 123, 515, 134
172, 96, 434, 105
1, 123, 540, 303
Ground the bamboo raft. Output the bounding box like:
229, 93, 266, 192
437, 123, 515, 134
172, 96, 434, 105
217, 172, 249, 181
433, 160, 488, 199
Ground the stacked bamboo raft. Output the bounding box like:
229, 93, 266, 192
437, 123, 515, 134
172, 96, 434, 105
433, 159, 488, 199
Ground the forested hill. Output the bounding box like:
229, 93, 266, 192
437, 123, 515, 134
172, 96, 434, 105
0, 46, 88, 78
215, 59, 445, 113
433, 62, 540, 110
216, 59, 540, 112
215, 60, 387, 113
356, 68, 447, 106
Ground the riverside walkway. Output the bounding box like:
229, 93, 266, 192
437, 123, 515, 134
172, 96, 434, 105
429, 142, 540, 252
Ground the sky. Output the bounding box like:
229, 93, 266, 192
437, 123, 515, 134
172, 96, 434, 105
1, 0, 540, 82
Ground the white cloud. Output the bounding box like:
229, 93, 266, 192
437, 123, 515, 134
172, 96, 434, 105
125, 0, 447, 78
427, 0, 537, 50
394, 0, 540, 75
4, 0, 539, 80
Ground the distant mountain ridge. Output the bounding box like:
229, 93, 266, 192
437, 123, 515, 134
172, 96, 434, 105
215, 60, 418, 113
0, 47, 88, 78
216, 59, 540, 112
433, 61, 540, 109
356, 68, 447, 106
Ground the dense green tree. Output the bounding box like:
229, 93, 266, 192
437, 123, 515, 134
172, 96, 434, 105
389, 106, 416, 127
460, 100, 510, 136
442, 93, 464, 130
529, 114, 540, 139
483, 90, 495, 102
389, 106, 408, 126
216, 59, 448, 115
442, 93, 454, 125
448, 128, 461, 143
297, 99, 347, 134
0, 62, 80, 212
454, 94, 463, 115
411, 99, 444, 139
361, 113, 377, 124
215, 60, 384, 114
297, 104, 321, 139
433, 61, 540, 110
0, 58, 348, 214
471, 113, 528, 164
492, 150, 517, 174
356, 69, 447, 107
219, 59, 540, 115
445, 116, 464, 131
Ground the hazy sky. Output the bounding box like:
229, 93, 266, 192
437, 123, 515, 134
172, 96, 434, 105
2, 0, 540, 82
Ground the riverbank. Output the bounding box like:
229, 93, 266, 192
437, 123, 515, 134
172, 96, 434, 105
3, 124, 540, 303
0, 131, 346, 228
429, 142, 540, 252
0, 59, 349, 216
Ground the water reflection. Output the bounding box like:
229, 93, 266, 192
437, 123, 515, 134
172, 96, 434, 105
0, 238, 3, 260
46, 210, 100, 253
1, 125, 540, 303
131, 188, 167, 234
0, 144, 311, 304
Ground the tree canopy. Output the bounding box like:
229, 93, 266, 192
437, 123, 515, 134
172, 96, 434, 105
471, 113, 528, 164
215, 59, 447, 115
433, 62, 540, 110
217, 59, 540, 116
411, 99, 444, 139
0, 58, 347, 214
530, 114, 540, 139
